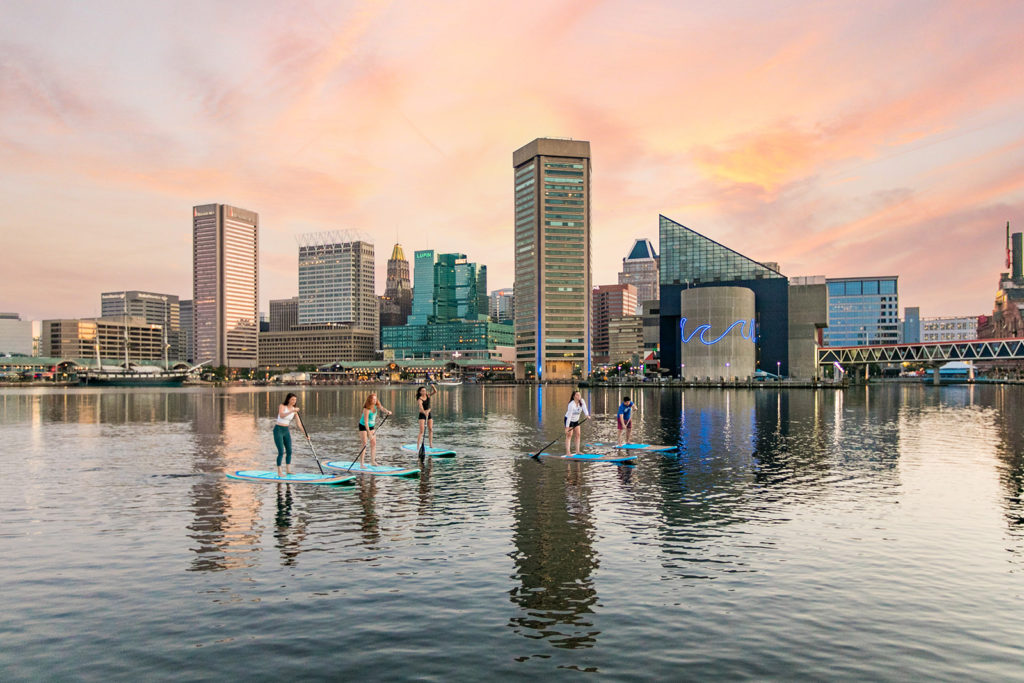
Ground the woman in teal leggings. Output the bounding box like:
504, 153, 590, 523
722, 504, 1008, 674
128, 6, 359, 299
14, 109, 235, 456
274, 393, 304, 477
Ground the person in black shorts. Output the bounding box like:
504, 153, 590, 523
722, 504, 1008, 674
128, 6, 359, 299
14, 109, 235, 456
415, 383, 438, 454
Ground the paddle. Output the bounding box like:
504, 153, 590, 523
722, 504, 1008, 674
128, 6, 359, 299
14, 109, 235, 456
348, 413, 390, 471
296, 417, 325, 474
531, 415, 589, 460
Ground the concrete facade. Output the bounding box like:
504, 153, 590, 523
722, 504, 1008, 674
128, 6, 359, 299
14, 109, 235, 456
678, 287, 756, 379
258, 324, 376, 370
0, 313, 33, 356
787, 277, 828, 379
607, 315, 644, 364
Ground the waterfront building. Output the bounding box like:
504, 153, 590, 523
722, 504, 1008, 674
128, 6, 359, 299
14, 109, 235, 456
618, 239, 659, 312
641, 301, 660, 349
269, 297, 299, 332
101, 291, 183, 361
607, 315, 644, 365
42, 317, 165, 361
489, 288, 514, 324
179, 300, 193, 363
380, 243, 413, 328
901, 306, 921, 343
823, 276, 899, 347
788, 276, 828, 379
979, 225, 1024, 340
921, 315, 979, 342
513, 137, 592, 380
382, 320, 514, 359
0, 313, 33, 356
592, 284, 637, 365
192, 204, 259, 368
659, 215, 790, 377
297, 232, 377, 337
409, 250, 438, 325
257, 323, 376, 370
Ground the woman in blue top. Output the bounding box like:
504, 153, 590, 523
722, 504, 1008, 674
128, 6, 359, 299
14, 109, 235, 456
358, 392, 393, 468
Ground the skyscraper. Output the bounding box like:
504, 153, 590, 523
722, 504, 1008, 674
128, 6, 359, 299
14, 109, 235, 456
592, 284, 638, 364
618, 238, 659, 312
179, 299, 193, 363
513, 138, 592, 380
100, 290, 183, 360
381, 243, 412, 328
297, 231, 377, 337
409, 250, 438, 325
489, 288, 514, 323
192, 204, 258, 368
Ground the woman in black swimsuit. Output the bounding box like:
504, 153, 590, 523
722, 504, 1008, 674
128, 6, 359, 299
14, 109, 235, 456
415, 383, 438, 454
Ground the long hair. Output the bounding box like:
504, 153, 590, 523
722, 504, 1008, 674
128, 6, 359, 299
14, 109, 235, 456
416, 386, 427, 400
569, 390, 581, 404
282, 392, 297, 406
363, 394, 377, 411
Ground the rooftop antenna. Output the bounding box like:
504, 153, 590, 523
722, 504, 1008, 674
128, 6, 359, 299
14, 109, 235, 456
1007, 221, 1012, 269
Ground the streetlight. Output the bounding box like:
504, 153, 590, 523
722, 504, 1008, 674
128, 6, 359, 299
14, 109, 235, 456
776, 360, 781, 380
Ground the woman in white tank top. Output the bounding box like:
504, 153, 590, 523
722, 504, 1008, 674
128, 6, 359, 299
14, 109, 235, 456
274, 393, 304, 476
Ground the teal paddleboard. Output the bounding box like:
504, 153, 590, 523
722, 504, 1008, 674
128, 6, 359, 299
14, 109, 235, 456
587, 442, 677, 452
530, 452, 637, 463
401, 444, 456, 457
324, 461, 420, 477
226, 470, 356, 485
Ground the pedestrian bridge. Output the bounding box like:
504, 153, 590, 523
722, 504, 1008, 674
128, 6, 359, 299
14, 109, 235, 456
817, 338, 1024, 367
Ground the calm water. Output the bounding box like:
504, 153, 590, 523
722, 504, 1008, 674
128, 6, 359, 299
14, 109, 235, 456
1, 384, 1023, 680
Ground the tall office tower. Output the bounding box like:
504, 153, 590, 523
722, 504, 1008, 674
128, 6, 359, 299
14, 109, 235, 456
192, 204, 259, 369
618, 238, 659, 313
489, 288, 514, 323
512, 138, 592, 380
269, 296, 299, 332
476, 265, 488, 319
100, 290, 183, 360
417, 253, 487, 323
823, 276, 900, 347
591, 284, 638, 365
381, 243, 413, 327
408, 250, 438, 325
297, 232, 377, 336
179, 299, 193, 363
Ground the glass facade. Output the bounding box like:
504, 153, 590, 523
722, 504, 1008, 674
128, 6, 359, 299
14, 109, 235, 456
824, 277, 899, 347
192, 204, 258, 368
513, 139, 591, 378
660, 215, 784, 285
382, 320, 514, 359
409, 250, 437, 325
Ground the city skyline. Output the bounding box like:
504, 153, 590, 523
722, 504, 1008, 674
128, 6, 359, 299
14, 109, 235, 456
3, 1, 1024, 321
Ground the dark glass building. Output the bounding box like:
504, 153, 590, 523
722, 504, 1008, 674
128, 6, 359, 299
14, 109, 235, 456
659, 215, 789, 376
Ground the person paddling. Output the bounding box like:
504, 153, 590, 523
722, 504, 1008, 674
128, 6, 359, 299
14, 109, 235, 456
416, 383, 438, 453
616, 396, 635, 446
564, 390, 590, 457
274, 393, 304, 477
358, 392, 393, 468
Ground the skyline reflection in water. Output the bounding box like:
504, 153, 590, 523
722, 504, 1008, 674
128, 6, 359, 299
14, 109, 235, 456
1, 384, 1022, 679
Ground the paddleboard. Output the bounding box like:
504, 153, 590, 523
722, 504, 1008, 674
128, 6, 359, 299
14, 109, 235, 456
323, 461, 421, 477
587, 442, 677, 452
226, 470, 356, 485
401, 444, 456, 457
530, 452, 637, 463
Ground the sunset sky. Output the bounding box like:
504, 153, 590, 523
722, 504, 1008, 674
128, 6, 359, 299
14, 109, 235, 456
3, 0, 1024, 322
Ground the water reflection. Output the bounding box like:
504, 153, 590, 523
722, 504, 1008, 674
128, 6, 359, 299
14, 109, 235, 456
274, 484, 308, 566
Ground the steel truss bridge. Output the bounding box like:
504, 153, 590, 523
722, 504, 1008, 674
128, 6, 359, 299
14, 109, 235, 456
817, 338, 1024, 367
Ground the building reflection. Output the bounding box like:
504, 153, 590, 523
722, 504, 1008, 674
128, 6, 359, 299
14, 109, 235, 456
992, 387, 1024, 552
187, 390, 264, 572
508, 385, 600, 649
274, 484, 309, 567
